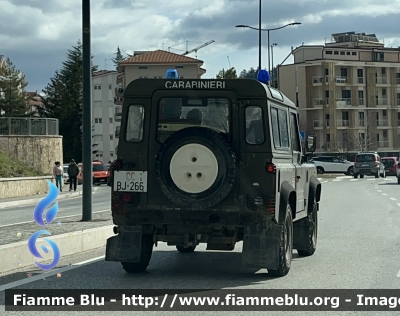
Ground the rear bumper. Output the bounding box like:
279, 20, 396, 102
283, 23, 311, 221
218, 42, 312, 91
94, 177, 108, 184
354, 167, 378, 174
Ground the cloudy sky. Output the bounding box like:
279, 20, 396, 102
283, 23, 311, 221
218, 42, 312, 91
1, 0, 399, 92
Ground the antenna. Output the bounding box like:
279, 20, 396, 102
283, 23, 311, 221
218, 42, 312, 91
227, 56, 231, 68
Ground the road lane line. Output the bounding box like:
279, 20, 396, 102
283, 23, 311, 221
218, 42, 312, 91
367, 179, 375, 181
0, 256, 105, 291
0, 210, 110, 228
350, 179, 359, 181
390, 198, 397, 201
377, 190, 382, 192
382, 193, 388, 196
332, 179, 341, 182
397, 270, 400, 278
397, 203, 400, 208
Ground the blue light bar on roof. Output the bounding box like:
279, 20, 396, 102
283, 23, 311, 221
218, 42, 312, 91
257, 69, 270, 84
166, 69, 179, 79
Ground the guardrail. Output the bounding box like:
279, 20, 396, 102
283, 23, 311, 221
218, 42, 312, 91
0, 117, 59, 135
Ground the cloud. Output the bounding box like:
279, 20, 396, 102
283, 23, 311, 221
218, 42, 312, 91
0, 0, 399, 92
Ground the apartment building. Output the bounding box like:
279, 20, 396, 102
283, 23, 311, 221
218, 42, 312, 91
279, 32, 400, 159
93, 50, 206, 161
112, 50, 206, 156
92, 70, 119, 162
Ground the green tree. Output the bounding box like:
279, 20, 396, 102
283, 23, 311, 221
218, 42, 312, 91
112, 46, 125, 70
216, 67, 237, 79
42, 40, 98, 162
0, 57, 28, 116
239, 67, 257, 79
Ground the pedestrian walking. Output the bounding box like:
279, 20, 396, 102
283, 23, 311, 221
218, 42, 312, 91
67, 159, 80, 192
53, 161, 63, 191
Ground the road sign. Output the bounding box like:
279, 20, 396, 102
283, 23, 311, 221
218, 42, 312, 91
299, 131, 306, 143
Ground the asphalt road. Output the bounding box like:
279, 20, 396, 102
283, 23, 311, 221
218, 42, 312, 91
0, 186, 111, 226
1, 175, 400, 316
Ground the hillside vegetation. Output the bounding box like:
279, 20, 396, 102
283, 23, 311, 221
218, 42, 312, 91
0, 150, 44, 177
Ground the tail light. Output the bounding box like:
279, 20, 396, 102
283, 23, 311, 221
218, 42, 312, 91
123, 194, 132, 202
266, 198, 276, 214
266, 163, 276, 173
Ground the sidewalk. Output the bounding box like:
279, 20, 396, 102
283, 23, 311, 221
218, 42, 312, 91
0, 211, 113, 274
0, 186, 101, 209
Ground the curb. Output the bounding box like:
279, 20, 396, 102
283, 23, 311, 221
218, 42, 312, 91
0, 225, 114, 274
0, 187, 101, 209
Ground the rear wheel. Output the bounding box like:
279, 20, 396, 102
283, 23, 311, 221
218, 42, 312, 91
176, 245, 196, 253
296, 200, 318, 257
268, 204, 293, 277
121, 235, 154, 273
316, 167, 324, 174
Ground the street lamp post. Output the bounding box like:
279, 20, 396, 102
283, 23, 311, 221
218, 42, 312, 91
258, 0, 261, 71
235, 22, 301, 83
271, 43, 277, 86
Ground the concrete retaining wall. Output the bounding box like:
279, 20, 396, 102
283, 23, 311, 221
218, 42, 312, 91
0, 135, 63, 175
0, 176, 53, 199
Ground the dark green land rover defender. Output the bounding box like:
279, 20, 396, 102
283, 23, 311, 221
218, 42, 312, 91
106, 73, 321, 277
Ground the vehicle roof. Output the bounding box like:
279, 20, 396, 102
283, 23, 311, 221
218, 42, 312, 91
124, 78, 296, 108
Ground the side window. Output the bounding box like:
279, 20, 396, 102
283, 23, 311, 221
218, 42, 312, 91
289, 113, 301, 152
271, 108, 281, 147
271, 106, 289, 149
245, 106, 265, 145
126, 105, 144, 142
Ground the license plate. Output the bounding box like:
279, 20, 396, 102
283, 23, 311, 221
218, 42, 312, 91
385, 169, 390, 172
362, 164, 369, 167
113, 171, 148, 192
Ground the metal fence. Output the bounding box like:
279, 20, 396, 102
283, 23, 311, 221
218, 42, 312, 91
0, 117, 59, 135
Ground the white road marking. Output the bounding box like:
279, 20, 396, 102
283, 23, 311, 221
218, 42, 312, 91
332, 179, 342, 182
367, 179, 376, 181
390, 198, 397, 201
397, 269, 400, 278
382, 193, 388, 196
397, 203, 400, 208
350, 179, 359, 181
377, 190, 382, 192
0, 256, 105, 291
0, 210, 110, 228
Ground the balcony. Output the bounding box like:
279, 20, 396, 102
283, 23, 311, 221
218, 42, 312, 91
378, 141, 389, 148
336, 98, 352, 106
114, 96, 123, 105
375, 77, 388, 84
376, 98, 388, 106
336, 76, 347, 84
376, 119, 389, 127
357, 77, 364, 84
358, 98, 364, 105
337, 120, 349, 127
114, 106, 122, 122
114, 87, 124, 97
312, 76, 323, 84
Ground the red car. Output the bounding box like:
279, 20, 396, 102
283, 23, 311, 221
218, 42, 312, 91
381, 157, 399, 176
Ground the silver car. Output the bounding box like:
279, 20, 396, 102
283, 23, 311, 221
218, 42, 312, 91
353, 152, 386, 179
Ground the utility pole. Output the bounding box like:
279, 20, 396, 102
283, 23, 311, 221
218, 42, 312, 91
82, 0, 92, 221
258, 0, 261, 71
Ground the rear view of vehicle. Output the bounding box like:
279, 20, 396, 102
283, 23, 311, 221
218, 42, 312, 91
353, 152, 385, 178
92, 160, 109, 185
381, 157, 398, 177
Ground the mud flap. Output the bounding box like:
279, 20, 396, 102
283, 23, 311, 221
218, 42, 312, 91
105, 225, 143, 262
242, 221, 283, 270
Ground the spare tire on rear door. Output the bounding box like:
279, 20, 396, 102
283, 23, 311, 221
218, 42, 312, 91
156, 127, 237, 209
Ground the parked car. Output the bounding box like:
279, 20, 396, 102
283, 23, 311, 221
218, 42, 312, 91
309, 156, 354, 175
381, 157, 398, 176
63, 165, 70, 184
353, 152, 386, 178
77, 160, 109, 185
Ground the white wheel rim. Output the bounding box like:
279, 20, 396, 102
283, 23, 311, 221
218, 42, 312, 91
170, 144, 218, 194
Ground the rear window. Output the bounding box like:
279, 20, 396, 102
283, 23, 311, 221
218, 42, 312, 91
157, 97, 229, 143
381, 159, 394, 167
93, 164, 106, 171
356, 154, 374, 162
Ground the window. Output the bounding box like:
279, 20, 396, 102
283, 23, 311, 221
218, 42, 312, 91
110, 134, 113, 140
110, 152, 114, 157
382, 88, 387, 96
109, 118, 113, 123
98, 118, 102, 123
346, 52, 350, 55
93, 163, 106, 171
115, 126, 120, 138
334, 51, 339, 55
377, 133, 380, 141
325, 90, 329, 98
139, 66, 148, 69
340, 51, 345, 55
109, 84, 112, 89
383, 110, 387, 116
326, 51, 332, 55
245, 106, 264, 145
157, 98, 229, 143
383, 130, 388, 138
340, 68, 347, 77
327, 134, 331, 142
95, 118, 100, 123
352, 52, 357, 55
325, 69, 329, 76
94, 85, 101, 90
374, 52, 384, 61
270, 107, 289, 149
126, 105, 144, 142
381, 68, 386, 75
290, 113, 301, 152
